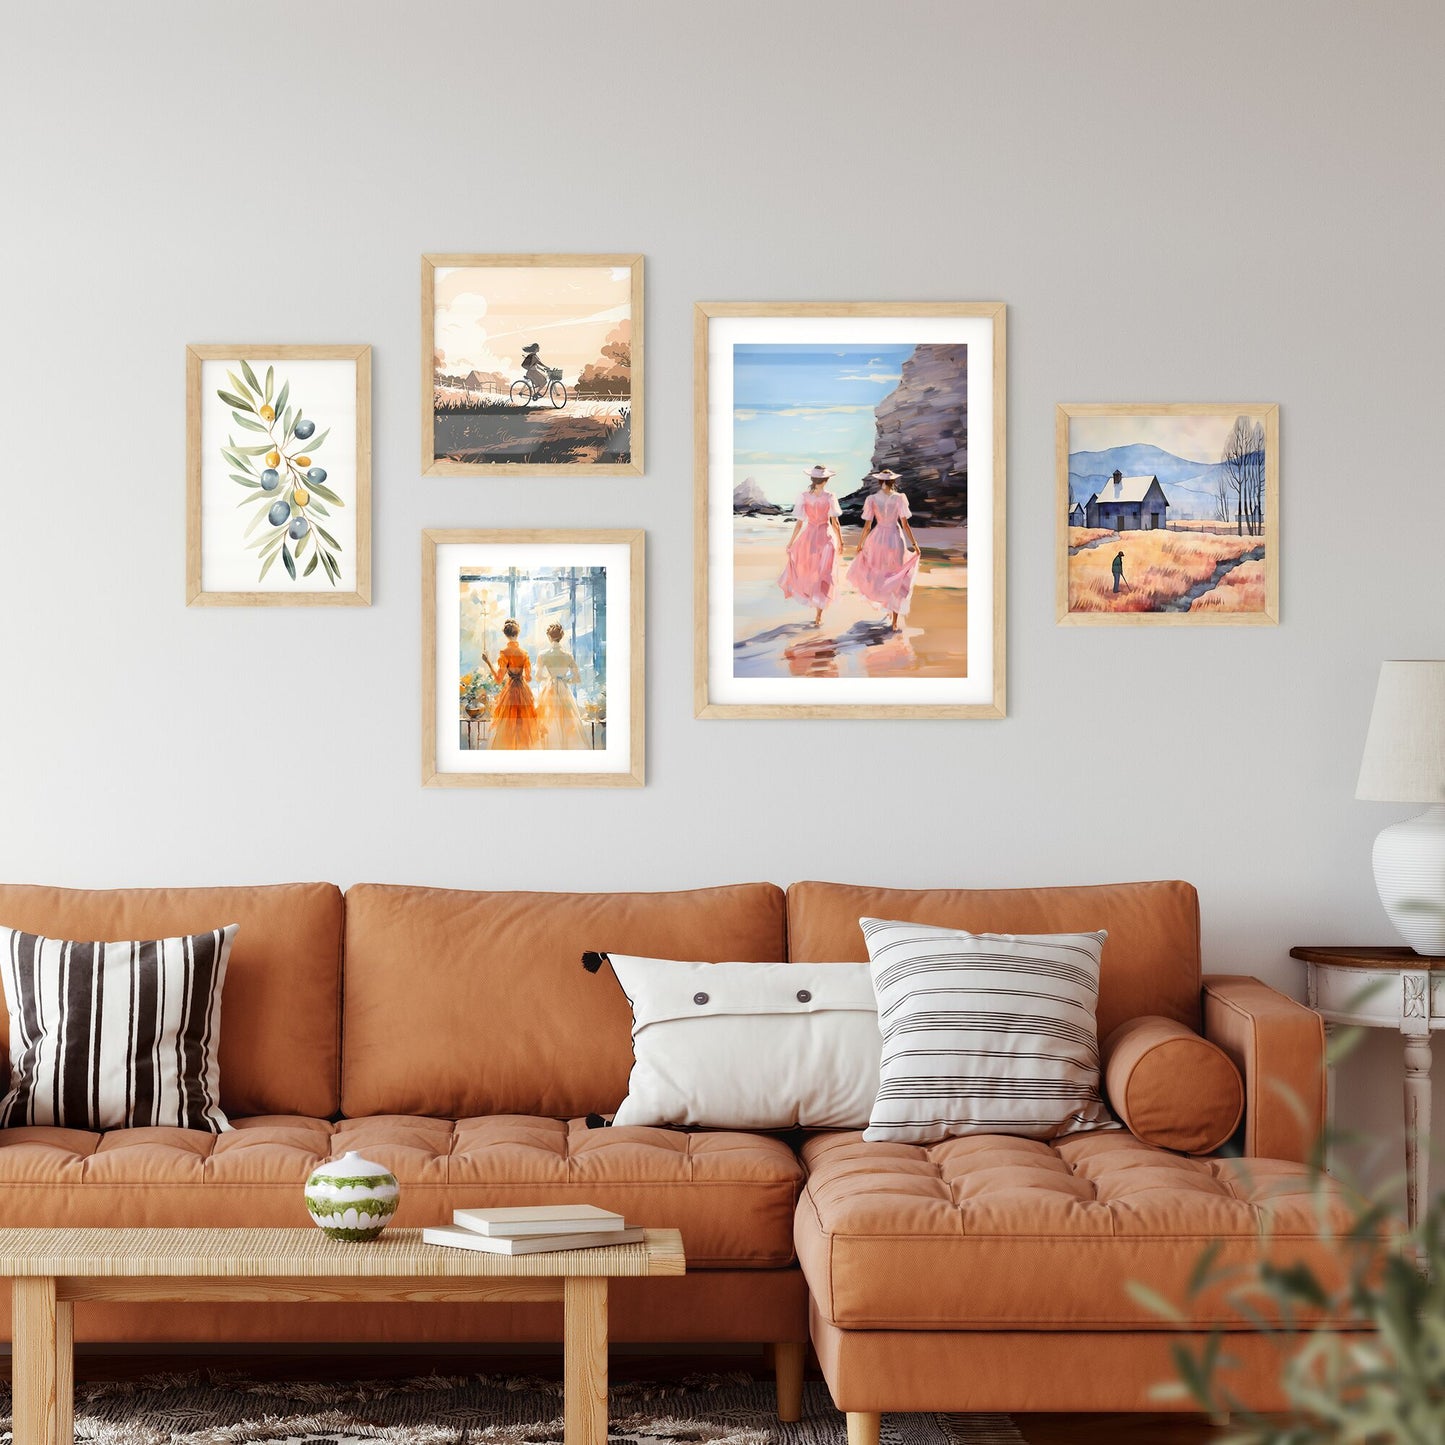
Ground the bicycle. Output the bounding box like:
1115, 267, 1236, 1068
510, 368, 568, 409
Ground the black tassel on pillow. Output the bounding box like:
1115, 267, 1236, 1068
581, 951, 610, 974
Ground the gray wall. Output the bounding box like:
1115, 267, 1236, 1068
2, 1, 1442, 1194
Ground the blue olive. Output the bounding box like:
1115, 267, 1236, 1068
267, 501, 290, 527
288, 517, 310, 540
306, 467, 327, 484
260, 468, 280, 490
293, 418, 316, 440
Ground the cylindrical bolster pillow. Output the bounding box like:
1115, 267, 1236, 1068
1103, 1016, 1244, 1155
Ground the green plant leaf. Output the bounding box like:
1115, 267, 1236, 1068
304, 552, 319, 577
264, 365, 274, 404
217, 389, 254, 412
282, 405, 294, 437
304, 426, 330, 453
275, 379, 290, 419
240, 358, 262, 394
282, 542, 296, 580
230, 474, 261, 489
310, 500, 330, 517
258, 548, 280, 583
226, 370, 256, 403
235, 443, 273, 456
305, 479, 343, 506
220, 448, 254, 473
232, 413, 268, 433
243, 507, 273, 539
314, 523, 342, 551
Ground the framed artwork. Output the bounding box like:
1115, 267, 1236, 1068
421, 254, 643, 475
422, 529, 644, 788
693, 302, 1006, 719
1056, 403, 1279, 625
186, 344, 371, 606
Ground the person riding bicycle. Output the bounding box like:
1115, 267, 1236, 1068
520, 343, 551, 397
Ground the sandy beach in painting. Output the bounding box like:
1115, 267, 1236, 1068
732, 516, 968, 679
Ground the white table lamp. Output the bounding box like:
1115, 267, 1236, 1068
1356, 660, 1445, 954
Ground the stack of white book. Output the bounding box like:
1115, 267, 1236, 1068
422, 1205, 644, 1256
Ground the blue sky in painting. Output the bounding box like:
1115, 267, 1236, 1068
733, 343, 912, 504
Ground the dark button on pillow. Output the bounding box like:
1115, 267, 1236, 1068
693, 992, 709, 1006
796, 989, 813, 1003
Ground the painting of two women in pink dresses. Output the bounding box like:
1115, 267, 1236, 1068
457, 565, 607, 751
731, 342, 969, 679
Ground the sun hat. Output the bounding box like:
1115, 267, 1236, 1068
869, 468, 902, 482
807, 465, 835, 480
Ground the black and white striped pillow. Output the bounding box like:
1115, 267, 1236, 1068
860, 917, 1114, 1144
0, 923, 237, 1133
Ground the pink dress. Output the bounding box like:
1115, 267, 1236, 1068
778, 488, 841, 609
848, 489, 919, 615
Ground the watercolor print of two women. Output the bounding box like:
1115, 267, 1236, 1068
481, 621, 590, 750
780, 464, 919, 632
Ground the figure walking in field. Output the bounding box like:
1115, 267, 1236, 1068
520, 343, 550, 397
847, 469, 920, 631
1111, 549, 1129, 594
779, 464, 844, 626
482, 619, 540, 750
535, 623, 589, 749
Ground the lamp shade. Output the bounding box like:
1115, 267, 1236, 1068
1355, 660, 1445, 802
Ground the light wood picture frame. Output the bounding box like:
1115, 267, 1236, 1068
421, 254, 643, 475
186, 344, 371, 606
693, 301, 1006, 719
1056, 402, 1279, 626
422, 528, 645, 788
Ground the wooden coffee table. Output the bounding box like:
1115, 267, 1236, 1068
0, 1225, 685, 1445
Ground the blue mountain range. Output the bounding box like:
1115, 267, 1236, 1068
1068, 444, 1227, 521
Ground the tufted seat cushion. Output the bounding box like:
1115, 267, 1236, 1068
797, 1131, 1363, 1330
0, 1115, 803, 1269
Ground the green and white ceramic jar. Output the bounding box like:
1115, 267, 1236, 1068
304, 1151, 399, 1242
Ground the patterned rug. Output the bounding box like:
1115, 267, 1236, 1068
0, 1372, 1026, 1445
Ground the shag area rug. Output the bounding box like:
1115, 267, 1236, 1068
0, 1372, 1026, 1445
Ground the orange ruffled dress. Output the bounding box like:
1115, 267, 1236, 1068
488, 643, 539, 750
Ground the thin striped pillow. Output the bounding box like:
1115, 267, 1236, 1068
0, 923, 237, 1133
860, 917, 1114, 1144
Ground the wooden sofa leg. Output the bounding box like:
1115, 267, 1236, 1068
773, 1340, 805, 1422
846, 1412, 881, 1445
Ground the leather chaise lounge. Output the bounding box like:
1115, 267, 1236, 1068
0, 878, 1363, 1424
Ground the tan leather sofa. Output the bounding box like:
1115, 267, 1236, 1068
0, 878, 1362, 1422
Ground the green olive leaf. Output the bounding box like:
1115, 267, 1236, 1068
282, 543, 296, 581
305, 479, 343, 506
230, 475, 261, 489
217, 390, 254, 412
236, 443, 273, 456
232, 412, 268, 433
313, 523, 342, 551
240, 359, 262, 394
264, 365, 274, 404
304, 427, 330, 453
275, 379, 290, 419
309, 500, 330, 517
258, 549, 280, 583
304, 552, 319, 577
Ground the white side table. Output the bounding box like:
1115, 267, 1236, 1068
1292, 945, 1444, 1239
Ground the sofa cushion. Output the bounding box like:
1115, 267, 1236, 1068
341, 884, 787, 1119
787, 880, 1201, 1039
0, 884, 343, 1118
0, 1114, 803, 1269
1103, 1015, 1244, 1155
796, 1131, 1361, 1330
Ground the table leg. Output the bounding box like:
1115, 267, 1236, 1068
13, 1276, 64, 1445
56, 1300, 74, 1444
564, 1277, 608, 1445
1404, 1028, 1433, 1255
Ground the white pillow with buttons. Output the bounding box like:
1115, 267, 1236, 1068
599, 954, 881, 1130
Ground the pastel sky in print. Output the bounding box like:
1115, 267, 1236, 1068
733, 344, 911, 504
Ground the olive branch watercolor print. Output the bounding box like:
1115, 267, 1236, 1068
216, 359, 345, 585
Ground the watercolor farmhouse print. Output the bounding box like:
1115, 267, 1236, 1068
1058, 405, 1278, 625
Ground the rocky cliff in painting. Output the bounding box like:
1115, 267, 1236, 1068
733, 476, 784, 515
838, 344, 968, 524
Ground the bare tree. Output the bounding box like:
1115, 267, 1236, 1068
1214, 462, 1232, 524
1244, 419, 1266, 536
1220, 415, 1259, 537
